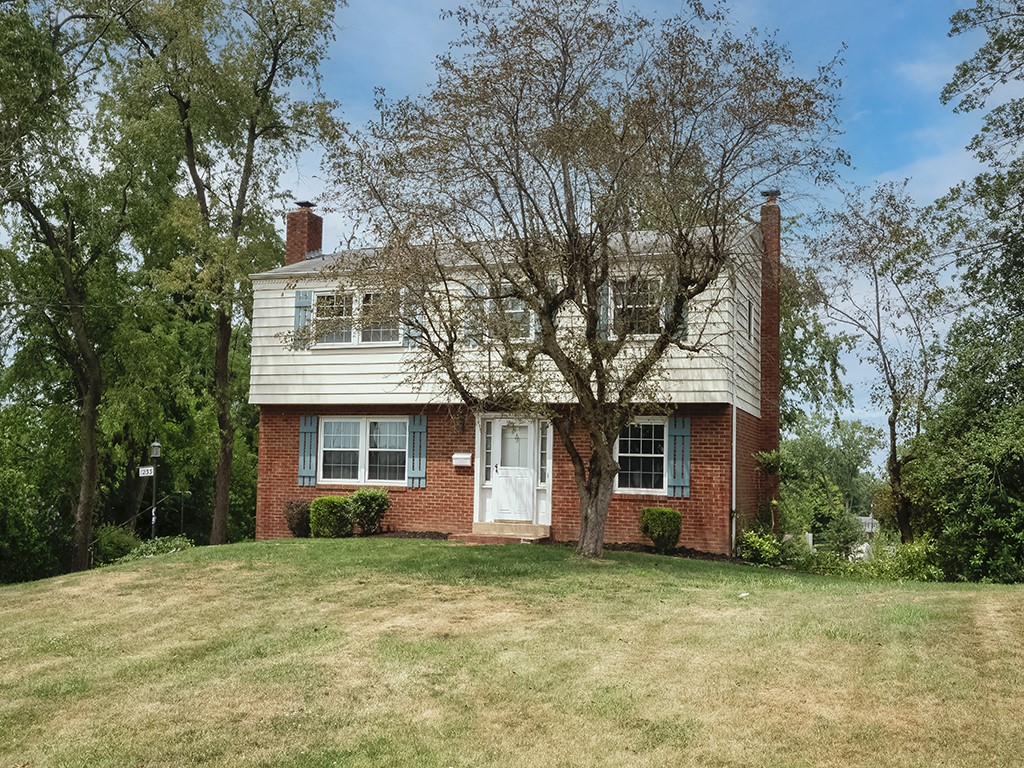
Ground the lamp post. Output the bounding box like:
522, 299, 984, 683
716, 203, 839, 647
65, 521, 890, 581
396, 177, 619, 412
150, 441, 161, 539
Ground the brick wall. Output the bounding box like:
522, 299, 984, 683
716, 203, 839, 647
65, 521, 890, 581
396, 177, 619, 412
255, 404, 476, 540
256, 402, 767, 555
545, 405, 735, 553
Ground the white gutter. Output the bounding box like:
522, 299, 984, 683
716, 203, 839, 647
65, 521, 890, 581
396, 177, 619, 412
730, 289, 738, 555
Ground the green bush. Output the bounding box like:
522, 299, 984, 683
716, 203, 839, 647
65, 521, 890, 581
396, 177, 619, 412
740, 529, 782, 566
349, 488, 391, 535
0, 469, 57, 583
116, 535, 194, 563
779, 535, 816, 570
283, 499, 311, 538
309, 496, 354, 538
866, 533, 944, 582
94, 524, 142, 565
640, 507, 681, 554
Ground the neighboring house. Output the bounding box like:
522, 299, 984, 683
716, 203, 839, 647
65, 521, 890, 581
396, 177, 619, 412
249, 200, 781, 554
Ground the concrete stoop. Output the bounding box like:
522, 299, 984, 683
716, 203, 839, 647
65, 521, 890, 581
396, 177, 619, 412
449, 522, 551, 545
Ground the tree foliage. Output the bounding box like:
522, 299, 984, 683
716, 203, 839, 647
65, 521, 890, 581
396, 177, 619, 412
778, 261, 852, 428
806, 182, 951, 544
895, 1, 1024, 581
112, 0, 342, 544
332, 0, 845, 557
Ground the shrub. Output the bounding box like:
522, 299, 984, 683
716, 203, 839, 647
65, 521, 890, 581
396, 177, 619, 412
640, 507, 681, 554
309, 496, 354, 538
0, 469, 57, 583
94, 524, 142, 565
348, 488, 390, 535
116, 535, 195, 563
866, 532, 944, 582
740, 529, 782, 566
283, 499, 311, 538
779, 535, 816, 570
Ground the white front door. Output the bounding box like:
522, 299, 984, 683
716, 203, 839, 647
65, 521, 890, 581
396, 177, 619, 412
493, 422, 534, 520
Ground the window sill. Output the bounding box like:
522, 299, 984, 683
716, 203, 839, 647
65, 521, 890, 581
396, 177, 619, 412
316, 479, 408, 487
614, 487, 670, 497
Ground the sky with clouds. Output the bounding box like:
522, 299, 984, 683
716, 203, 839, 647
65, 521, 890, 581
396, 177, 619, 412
304, 0, 984, 214
298, 0, 986, 458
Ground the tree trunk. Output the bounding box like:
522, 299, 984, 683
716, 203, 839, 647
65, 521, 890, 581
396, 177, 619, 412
887, 408, 914, 544
575, 454, 618, 558
71, 377, 102, 570
210, 308, 234, 545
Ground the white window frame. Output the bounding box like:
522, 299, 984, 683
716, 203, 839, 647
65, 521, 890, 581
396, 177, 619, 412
313, 290, 402, 348
613, 418, 669, 494
612, 277, 663, 338
317, 416, 408, 485
313, 292, 354, 346
484, 285, 535, 343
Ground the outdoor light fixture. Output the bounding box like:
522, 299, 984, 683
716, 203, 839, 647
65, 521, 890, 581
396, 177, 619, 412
150, 441, 161, 538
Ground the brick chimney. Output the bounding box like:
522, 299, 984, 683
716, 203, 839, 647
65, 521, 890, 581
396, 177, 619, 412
285, 201, 323, 266
759, 191, 781, 455
758, 191, 782, 522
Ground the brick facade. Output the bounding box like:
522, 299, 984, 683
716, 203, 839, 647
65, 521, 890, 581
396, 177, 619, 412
255, 402, 766, 554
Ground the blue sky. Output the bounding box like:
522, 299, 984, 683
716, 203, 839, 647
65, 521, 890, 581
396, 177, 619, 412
306, 0, 982, 215
301, 0, 983, 458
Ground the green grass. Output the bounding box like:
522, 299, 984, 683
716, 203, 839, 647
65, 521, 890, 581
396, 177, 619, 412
1, 538, 1022, 767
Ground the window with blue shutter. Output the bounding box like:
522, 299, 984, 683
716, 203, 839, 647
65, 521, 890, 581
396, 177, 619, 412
667, 416, 691, 498
298, 415, 318, 487
407, 414, 427, 488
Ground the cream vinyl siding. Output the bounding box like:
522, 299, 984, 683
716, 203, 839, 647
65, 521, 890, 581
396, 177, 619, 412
249, 235, 764, 415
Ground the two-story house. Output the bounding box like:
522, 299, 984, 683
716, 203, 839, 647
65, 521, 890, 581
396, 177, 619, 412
249, 199, 781, 554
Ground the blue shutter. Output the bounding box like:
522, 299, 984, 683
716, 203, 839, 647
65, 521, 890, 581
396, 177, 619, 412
407, 414, 427, 488
402, 292, 422, 348
597, 282, 610, 339
294, 290, 313, 331
667, 416, 691, 498
298, 415, 317, 487
463, 283, 486, 346
664, 297, 688, 343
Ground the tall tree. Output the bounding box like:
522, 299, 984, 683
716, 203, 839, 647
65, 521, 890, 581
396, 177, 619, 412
806, 182, 951, 544
901, 2, 1024, 580
0, 0, 137, 570
113, 0, 342, 543
333, 0, 845, 557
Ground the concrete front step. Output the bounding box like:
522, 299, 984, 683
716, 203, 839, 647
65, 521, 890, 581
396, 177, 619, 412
472, 522, 551, 538
449, 522, 552, 545
449, 533, 548, 545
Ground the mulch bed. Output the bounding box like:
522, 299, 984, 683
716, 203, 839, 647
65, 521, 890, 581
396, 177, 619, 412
374, 529, 744, 564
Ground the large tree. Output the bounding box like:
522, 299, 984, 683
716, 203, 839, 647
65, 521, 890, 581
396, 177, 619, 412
0, 0, 139, 570
332, 0, 844, 557
805, 182, 952, 544
113, 0, 341, 544
901, 1, 1024, 580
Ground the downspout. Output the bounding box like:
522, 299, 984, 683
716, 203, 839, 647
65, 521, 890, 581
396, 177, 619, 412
730, 272, 738, 555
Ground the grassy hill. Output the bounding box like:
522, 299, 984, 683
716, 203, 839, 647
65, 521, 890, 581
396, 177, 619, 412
1, 538, 1022, 767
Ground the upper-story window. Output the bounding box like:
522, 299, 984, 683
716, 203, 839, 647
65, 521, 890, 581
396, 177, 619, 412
613, 278, 662, 336
313, 290, 400, 346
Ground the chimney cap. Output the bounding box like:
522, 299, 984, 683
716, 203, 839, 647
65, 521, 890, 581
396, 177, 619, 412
760, 189, 781, 200
295, 200, 315, 209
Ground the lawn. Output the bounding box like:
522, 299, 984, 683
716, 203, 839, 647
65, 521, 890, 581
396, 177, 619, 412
1, 538, 1022, 767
